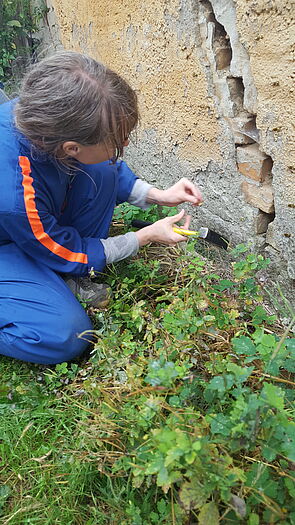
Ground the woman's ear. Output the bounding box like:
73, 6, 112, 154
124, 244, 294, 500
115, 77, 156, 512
62, 141, 81, 158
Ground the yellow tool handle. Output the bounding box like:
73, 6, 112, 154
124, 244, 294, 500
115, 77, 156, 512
173, 227, 199, 236
172, 202, 203, 236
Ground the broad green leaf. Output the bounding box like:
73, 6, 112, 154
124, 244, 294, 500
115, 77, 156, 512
261, 334, 276, 347
227, 362, 254, 382
175, 430, 191, 451
232, 336, 256, 356
145, 456, 164, 475
198, 501, 219, 525
262, 445, 277, 462
185, 450, 196, 464
157, 465, 169, 486
179, 481, 207, 510
209, 413, 230, 436
203, 315, 216, 322
248, 513, 259, 525
285, 478, 295, 498
207, 376, 226, 392
192, 440, 202, 451
164, 447, 183, 467
262, 383, 285, 410
195, 319, 204, 327
282, 441, 295, 462
285, 338, 295, 352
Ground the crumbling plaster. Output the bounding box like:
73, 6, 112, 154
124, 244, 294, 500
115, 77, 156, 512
49, 0, 294, 291
234, 0, 295, 282
50, 0, 221, 166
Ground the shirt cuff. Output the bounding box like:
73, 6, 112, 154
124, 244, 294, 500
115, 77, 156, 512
127, 179, 154, 210
100, 232, 139, 264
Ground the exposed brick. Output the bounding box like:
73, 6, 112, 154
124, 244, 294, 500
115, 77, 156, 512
236, 144, 273, 182
241, 181, 275, 213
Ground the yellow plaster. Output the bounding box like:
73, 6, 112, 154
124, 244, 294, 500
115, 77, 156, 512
51, 0, 221, 167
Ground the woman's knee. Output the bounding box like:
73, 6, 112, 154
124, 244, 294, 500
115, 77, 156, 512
38, 303, 93, 364
0, 299, 93, 365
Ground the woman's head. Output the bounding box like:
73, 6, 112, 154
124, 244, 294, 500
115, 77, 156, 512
14, 51, 139, 164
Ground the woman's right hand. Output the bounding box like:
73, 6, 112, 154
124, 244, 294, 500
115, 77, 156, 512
135, 209, 191, 247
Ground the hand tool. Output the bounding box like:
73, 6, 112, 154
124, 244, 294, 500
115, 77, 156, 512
131, 219, 229, 250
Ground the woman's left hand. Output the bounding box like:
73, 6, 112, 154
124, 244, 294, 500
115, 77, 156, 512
147, 177, 203, 207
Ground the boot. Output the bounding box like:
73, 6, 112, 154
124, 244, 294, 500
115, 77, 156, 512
65, 277, 112, 308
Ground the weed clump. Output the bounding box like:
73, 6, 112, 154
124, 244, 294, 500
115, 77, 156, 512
0, 205, 294, 524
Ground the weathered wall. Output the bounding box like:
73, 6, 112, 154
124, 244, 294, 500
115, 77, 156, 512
48, 0, 294, 293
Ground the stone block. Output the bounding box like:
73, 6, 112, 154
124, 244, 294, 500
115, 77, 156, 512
237, 144, 273, 182
231, 115, 260, 142
228, 115, 256, 144
241, 181, 275, 213
266, 221, 278, 248
233, 131, 255, 145
256, 210, 274, 234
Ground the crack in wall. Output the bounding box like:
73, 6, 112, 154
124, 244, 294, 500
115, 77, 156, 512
198, 0, 276, 243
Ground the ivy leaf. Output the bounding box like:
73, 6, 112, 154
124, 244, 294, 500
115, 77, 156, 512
198, 502, 220, 525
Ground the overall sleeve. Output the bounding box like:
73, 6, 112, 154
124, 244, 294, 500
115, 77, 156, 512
116, 160, 153, 209
0, 156, 106, 276
116, 160, 138, 204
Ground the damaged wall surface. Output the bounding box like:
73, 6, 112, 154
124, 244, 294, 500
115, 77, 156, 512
48, 0, 295, 292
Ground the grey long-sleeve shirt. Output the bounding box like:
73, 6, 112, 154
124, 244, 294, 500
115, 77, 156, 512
100, 179, 153, 264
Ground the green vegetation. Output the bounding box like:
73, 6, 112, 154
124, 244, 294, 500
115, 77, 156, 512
0, 204, 294, 524
0, 0, 48, 85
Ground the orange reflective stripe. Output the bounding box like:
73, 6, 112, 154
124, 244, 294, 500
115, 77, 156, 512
19, 156, 88, 265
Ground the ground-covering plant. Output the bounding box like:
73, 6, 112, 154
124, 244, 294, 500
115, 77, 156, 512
0, 204, 294, 524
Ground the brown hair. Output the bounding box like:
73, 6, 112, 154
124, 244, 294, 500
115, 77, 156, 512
14, 51, 139, 163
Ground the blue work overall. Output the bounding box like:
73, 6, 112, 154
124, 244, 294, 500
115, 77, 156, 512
0, 101, 137, 364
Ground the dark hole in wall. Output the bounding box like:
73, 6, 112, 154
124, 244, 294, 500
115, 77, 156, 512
263, 156, 273, 182
244, 115, 256, 132
257, 210, 275, 234
226, 77, 244, 115
200, 0, 232, 70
